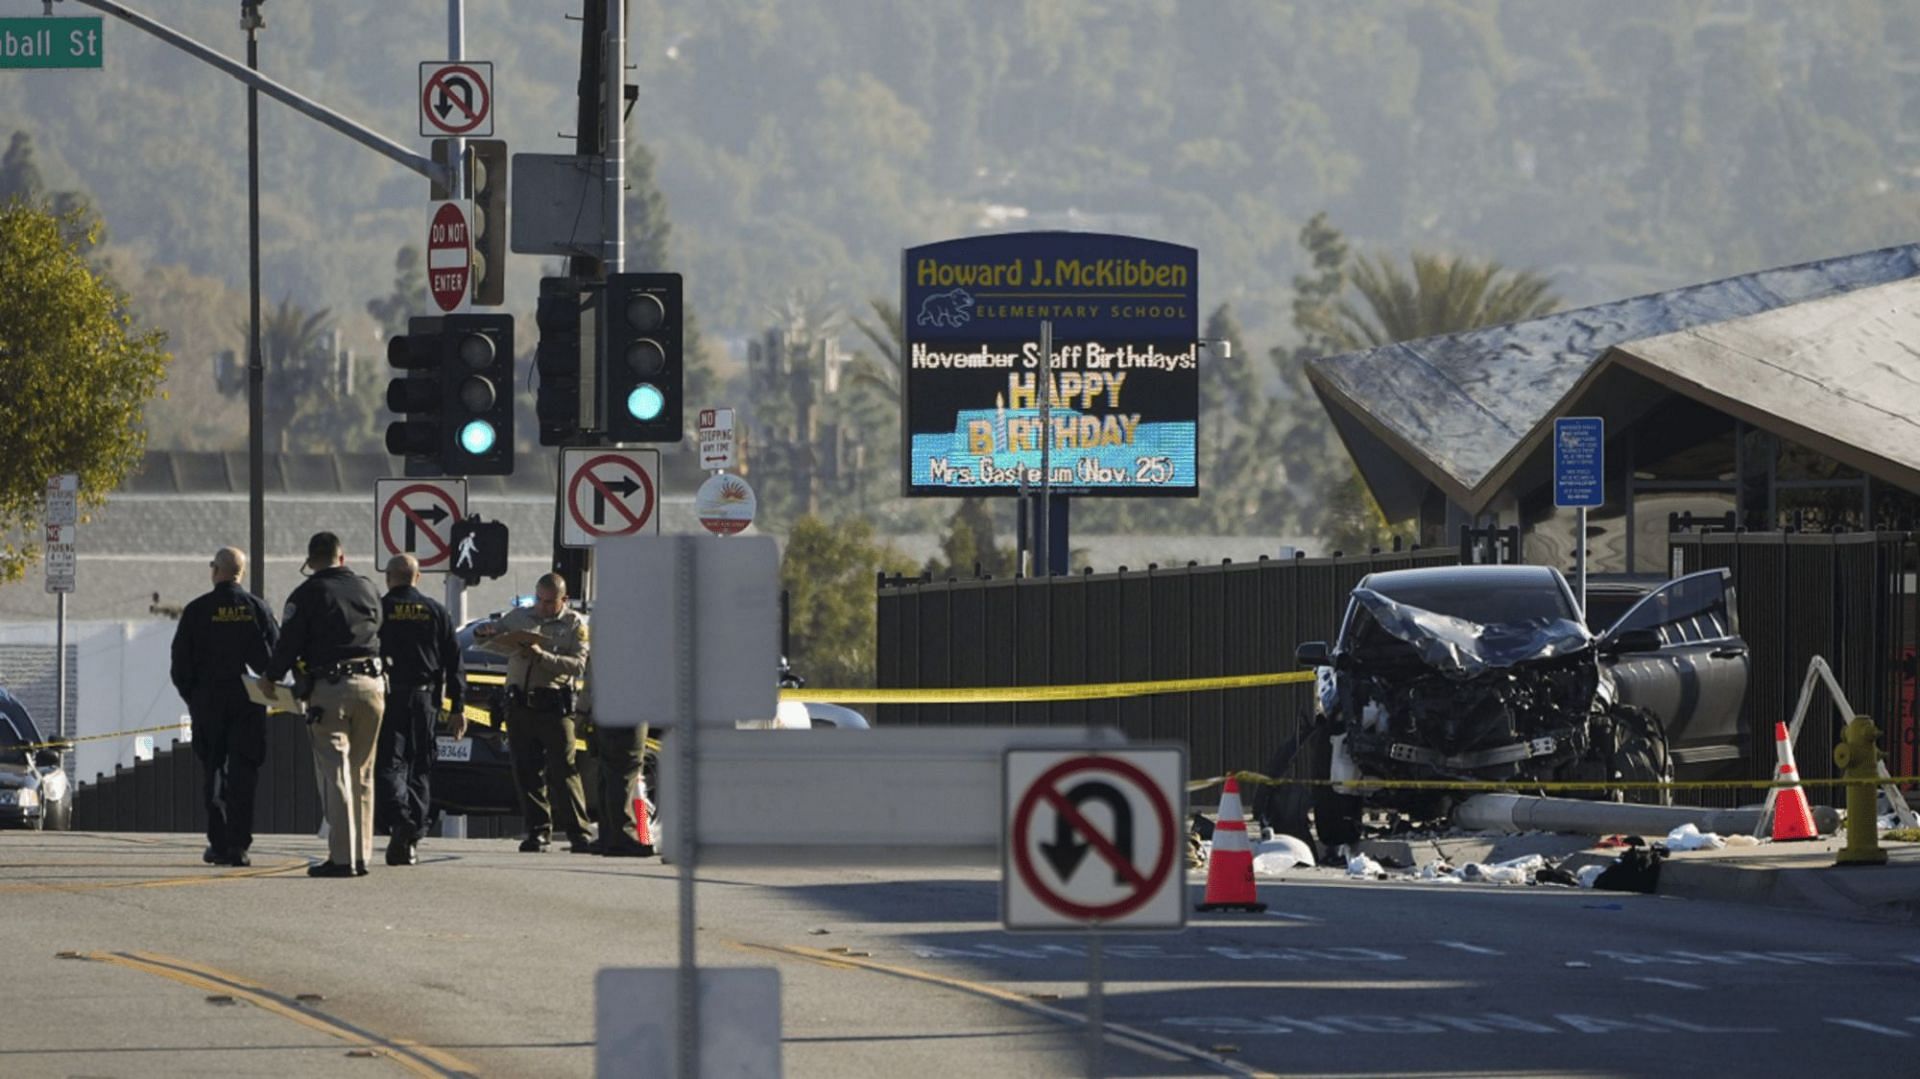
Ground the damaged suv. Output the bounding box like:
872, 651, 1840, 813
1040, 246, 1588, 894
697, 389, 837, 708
1265, 565, 1748, 849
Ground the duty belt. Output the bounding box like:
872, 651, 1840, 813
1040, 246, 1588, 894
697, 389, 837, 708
317, 657, 384, 680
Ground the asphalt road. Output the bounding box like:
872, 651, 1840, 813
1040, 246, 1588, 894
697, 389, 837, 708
4, 831, 1919, 1078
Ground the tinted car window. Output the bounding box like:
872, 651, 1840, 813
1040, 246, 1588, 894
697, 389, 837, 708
1611, 572, 1733, 645
1368, 579, 1575, 625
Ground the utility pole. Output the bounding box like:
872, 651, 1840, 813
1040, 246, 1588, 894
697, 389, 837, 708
242, 0, 265, 600
550, 0, 606, 601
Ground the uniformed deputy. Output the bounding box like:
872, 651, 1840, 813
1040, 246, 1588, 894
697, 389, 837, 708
265, 532, 385, 878
482, 572, 591, 852
578, 652, 653, 858
169, 546, 279, 867
375, 554, 464, 867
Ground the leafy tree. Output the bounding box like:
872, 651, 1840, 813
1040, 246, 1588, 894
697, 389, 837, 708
779, 514, 917, 689
365, 246, 427, 338
0, 202, 169, 583
0, 131, 95, 248
922, 498, 1013, 580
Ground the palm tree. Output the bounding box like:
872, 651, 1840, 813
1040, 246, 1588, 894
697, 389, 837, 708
1308, 250, 1560, 350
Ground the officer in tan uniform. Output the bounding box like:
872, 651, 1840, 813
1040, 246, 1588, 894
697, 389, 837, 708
265, 532, 385, 877
482, 572, 592, 852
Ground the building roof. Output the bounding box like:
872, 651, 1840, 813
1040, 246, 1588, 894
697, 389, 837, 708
1306, 244, 1920, 516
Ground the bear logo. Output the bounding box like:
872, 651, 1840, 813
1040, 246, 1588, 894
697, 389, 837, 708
916, 288, 976, 328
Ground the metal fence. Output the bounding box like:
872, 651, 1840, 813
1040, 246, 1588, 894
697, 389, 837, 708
875, 547, 1460, 794
1673, 530, 1917, 807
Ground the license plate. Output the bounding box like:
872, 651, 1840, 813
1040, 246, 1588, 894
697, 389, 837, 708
435, 736, 473, 762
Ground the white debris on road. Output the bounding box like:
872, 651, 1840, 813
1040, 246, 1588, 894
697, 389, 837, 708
1347, 853, 1387, 879
1251, 834, 1316, 876
1664, 823, 1726, 851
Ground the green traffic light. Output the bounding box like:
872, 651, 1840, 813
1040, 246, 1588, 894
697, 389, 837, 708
459, 419, 498, 454
627, 384, 665, 422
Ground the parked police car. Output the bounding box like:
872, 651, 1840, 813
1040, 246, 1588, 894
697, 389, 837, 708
0, 687, 73, 831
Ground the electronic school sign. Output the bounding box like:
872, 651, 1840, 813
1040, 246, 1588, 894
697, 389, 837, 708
902, 232, 1198, 497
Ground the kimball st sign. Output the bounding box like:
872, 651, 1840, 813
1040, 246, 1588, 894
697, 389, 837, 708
901, 232, 1200, 497
0, 18, 103, 69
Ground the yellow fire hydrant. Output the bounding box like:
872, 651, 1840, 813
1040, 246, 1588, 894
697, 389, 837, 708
1832, 716, 1886, 867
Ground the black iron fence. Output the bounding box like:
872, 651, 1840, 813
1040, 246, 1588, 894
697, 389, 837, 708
875, 547, 1460, 794
1672, 530, 1917, 807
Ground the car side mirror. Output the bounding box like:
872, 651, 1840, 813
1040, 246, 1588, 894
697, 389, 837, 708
1602, 628, 1663, 656
1295, 641, 1330, 667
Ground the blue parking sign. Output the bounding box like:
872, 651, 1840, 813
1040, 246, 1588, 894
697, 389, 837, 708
1553, 417, 1605, 508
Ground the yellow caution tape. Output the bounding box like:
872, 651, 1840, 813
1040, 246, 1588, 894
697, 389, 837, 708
781, 669, 1315, 705
19, 721, 185, 753
1190, 770, 1920, 794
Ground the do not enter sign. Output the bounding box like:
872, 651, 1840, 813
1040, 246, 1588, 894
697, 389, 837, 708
428, 201, 470, 312
1002, 748, 1186, 931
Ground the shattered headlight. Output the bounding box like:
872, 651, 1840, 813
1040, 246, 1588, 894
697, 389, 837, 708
0, 788, 37, 807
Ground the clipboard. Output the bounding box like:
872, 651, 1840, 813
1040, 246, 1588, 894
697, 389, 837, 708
478, 628, 544, 654
243, 674, 304, 714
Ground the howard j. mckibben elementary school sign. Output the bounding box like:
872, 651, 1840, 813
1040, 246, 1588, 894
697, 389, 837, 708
901, 232, 1200, 498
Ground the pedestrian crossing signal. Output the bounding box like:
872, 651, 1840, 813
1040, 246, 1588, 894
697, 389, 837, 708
449, 515, 509, 585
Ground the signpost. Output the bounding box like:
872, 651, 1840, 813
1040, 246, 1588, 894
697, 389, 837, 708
0, 17, 103, 69
1003, 746, 1185, 1078
1553, 416, 1605, 617
44, 474, 78, 743
418, 60, 492, 137
693, 474, 756, 536
427, 201, 470, 313
373, 478, 467, 572
696, 407, 735, 471
561, 448, 661, 547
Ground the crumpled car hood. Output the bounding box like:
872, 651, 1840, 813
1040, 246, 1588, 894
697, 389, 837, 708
1348, 588, 1593, 679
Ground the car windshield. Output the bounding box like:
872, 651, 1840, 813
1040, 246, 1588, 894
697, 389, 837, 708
1371, 579, 1574, 625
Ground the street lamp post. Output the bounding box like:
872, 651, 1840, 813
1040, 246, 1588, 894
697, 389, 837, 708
242, 0, 265, 599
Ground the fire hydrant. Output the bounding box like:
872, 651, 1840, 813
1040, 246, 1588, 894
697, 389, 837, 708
1832, 716, 1886, 867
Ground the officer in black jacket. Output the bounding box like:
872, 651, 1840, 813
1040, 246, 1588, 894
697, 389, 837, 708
375, 554, 464, 866
264, 532, 385, 878
169, 547, 279, 867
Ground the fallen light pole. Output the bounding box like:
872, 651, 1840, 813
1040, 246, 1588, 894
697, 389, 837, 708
1451, 792, 1840, 838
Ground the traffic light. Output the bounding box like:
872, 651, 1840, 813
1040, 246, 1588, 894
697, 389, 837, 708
448, 514, 510, 585
385, 316, 445, 464
535, 275, 583, 445
605, 271, 683, 443
439, 313, 515, 475
469, 139, 508, 306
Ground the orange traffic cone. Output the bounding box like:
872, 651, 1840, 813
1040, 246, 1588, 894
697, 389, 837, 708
633, 774, 654, 848
1770, 722, 1819, 842
1196, 777, 1267, 912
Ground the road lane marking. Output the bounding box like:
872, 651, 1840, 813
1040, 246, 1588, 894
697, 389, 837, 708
734, 940, 1280, 1078
1261, 910, 1323, 922
78, 951, 480, 1077
1625, 977, 1705, 990
1825, 1018, 1914, 1038
1435, 940, 1504, 956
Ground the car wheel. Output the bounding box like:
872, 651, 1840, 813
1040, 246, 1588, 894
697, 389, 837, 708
1606, 704, 1672, 806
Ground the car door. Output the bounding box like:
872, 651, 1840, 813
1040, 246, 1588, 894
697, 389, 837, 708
1599, 569, 1749, 763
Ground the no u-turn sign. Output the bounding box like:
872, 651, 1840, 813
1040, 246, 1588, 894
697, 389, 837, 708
1003, 747, 1186, 931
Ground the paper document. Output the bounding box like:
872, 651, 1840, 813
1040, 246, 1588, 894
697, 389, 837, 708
243, 674, 304, 714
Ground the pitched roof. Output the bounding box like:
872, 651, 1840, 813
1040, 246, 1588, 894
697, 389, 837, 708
1306, 244, 1920, 513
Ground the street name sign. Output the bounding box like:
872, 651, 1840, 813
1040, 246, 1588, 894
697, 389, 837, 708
1553, 416, 1605, 509
427, 201, 470, 313
0, 17, 102, 69
419, 61, 493, 137
1003, 747, 1186, 931
374, 478, 467, 572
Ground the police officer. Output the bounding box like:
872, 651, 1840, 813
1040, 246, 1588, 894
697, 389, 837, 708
375, 554, 464, 867
483, 572, 591, 852
265, 532, 385, 878
578, 653, 653, 857
169, 546, 279, 867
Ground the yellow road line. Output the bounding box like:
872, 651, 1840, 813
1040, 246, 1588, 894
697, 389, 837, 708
80, 950, 479, 1078
0, 859, 306, 894
735, 940, 1280, 1079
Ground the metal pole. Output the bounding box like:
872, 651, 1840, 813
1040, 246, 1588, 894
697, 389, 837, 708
1085, 929, 1104, 1078
243, 1, 264, 601
1037, 321, 1052, 576
605, 0, 625, 274
1577, 505, 1588, 620
443, 0, 468, 627
676, 540, 699, 1079
55, 593, 67, 741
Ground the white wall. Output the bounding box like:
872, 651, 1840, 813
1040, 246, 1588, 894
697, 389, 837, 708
0, 620, 189, 784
